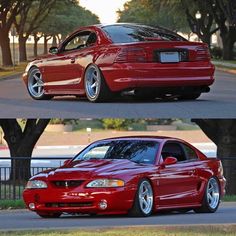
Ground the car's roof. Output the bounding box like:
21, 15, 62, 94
96, 136, 185, 143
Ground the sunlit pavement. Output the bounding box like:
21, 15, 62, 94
0, 71, 236, 118
0, 203, 235, 230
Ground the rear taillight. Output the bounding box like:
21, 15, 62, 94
115, 47, 147, 63
195, 45, 211, 61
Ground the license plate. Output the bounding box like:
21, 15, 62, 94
160, 52, 179, 63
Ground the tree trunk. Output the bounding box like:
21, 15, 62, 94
52, 35, 57, 47
0, 119, 50, 183
200, 33, 211, 48
33, 33, 39, 57
193, 119, 236, 194
217, 133, 236, 195
18, 35, 28, 62
221, 36, 235, 60
0, 32, 13, 66
44, 35, 48, 54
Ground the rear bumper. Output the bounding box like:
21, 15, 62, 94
101, 62, 215, 92
23, 187, 135, 214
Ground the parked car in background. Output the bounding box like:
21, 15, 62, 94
22, 23, 215, 102
23, 136, 225, 218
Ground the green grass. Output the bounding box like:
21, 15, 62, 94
1, 225, 236, 236
214, 59, 236, 64
0, 63, 27, 79
0, 200, 25, 209
222, 195, 236, 202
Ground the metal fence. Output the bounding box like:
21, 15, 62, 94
0, 157, 70, 200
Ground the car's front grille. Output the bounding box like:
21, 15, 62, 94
45, 202, 93, 208
52, 180, 84, 188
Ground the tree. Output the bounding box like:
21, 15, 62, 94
0, 0, 23, 66
38, 1, 100, 47
0, 119, 50, 182
14, 0, 57, 62
118, 0, 189, 32
207, 0, 236, 60
193, 119, 236, 194
180, 0, 219, 47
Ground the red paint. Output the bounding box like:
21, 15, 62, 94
22, 24, 215, 98
23, 136, 226, 216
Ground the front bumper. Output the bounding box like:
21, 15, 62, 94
23, 186, 135, 214
101, 62, 215, 92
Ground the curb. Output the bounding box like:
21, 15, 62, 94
0, 72, 23, 81
216, 67, 236, 75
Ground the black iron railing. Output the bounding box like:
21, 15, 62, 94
0, 157, 71, 200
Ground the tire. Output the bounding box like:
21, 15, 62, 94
84, 64, 113, 102
129, 179, 154, 217
27, 67, 52, 100
36, 212, 61, 218
178, 93, 201, 101
194, 177, 220, 213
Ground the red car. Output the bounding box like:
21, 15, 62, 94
22, 23, 215, 102
23, 136, 225, 218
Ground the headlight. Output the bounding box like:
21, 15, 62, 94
26, 180, 47, 189
86, 179, 125, 188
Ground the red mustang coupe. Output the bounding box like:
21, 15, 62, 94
22, 23, 215, 102
23, 136, 225, 218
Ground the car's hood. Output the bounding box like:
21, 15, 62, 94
43, 159, 152, 181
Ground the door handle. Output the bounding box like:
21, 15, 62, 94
70, 58, 76, 64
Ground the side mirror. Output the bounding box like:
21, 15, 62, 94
49, 46, 59, 54
163, 157, 177, 166
63, 159, 71, 166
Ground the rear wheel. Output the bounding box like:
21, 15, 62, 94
194, 177, 220, 213
27, 67, 52, 100
84, 64, 113, 102
178, 93, 201, 101
129, 179, 153, 217
36, 212, 61, 218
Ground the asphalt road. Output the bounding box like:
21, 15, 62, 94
0, 203, 235, 230
0, 70, 236, 118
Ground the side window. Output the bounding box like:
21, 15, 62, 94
83, 146, 109, 160
63, 31, 96, 52
161, 142, 186, 162
182, 144, 198, 161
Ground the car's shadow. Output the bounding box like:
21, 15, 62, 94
35, 210, 196, 220
52, 95, 208, 104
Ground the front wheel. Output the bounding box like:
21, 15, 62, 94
194, 177, 220, 213
129, 179, 154, 217
27, 67, 52, 100
84, 64, 113, 102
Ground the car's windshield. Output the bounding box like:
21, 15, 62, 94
73, 140, 159, 164
102, 25, 186, 43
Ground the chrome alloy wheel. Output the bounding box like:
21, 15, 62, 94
28, 68, 45, 98
138, 180, 153, 215
85, 65, 101, 100
207, 178, 220, 209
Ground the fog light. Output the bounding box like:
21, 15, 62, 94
29, 203, 35, 210
99, 200, 107, 210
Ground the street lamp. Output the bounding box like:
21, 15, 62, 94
195, 11, 202, 42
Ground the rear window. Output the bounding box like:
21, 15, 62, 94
102, 24, 186, 44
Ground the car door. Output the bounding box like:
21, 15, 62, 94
42, 31, 97, 94
157, 141, 200, 208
